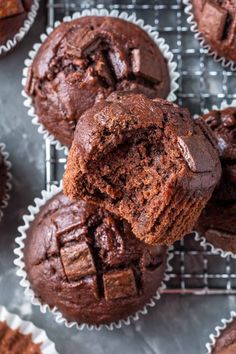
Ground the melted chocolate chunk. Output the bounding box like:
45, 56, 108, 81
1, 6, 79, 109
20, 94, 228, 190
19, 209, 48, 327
60, 241, 96, 281
131, 48, 162, 83
177, 135, 214, 173
103, 268, 137, 301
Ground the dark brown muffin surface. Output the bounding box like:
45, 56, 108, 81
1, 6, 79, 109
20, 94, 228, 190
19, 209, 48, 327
212, 318, 236, 354
63, 92, 221, 246
24, 192, 167, 326
0, 0, 33, 46
25, 16, 171, 147
192, 0, 236, 63
201, 107, 236, 200
0, 321, 41, 354
196, 107, 236, 253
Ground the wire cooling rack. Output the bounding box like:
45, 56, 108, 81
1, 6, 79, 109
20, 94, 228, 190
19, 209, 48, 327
45, 0, 236, 295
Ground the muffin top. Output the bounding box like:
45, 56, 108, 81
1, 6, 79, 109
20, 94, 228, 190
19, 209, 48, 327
0, 321, 41, 354
0, 0, 32, 46
24, 192, 166, 326
212, 318, 236, 354
25, 16, 170, 147
63, 92, 221, 245
192, 0, 236, 63
202, 106, 236, 200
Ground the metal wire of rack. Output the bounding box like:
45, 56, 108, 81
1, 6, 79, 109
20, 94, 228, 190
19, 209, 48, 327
45, 0, 236, 295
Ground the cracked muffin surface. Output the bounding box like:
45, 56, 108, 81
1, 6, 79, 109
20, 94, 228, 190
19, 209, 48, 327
192, 0, 236, 63
24, 192, 167, 325
63, 92, 221, 246
25, 16, 170, 147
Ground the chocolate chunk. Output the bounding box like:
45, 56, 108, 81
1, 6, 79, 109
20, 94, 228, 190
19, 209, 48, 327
108, 49, 129, 80
56, 222, 88, 245
0, 0, 24, 20
103, 268, 137, 301
81, 34, 102, 57
25, 67, 34, 96
200, 1, 227, 41
131, 48, 161, 83
60, 242, 96, 281
92, 51, 115, 87
177, 135, 214, 173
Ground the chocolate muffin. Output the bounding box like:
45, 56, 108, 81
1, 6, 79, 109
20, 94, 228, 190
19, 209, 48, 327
196, 106, 236, 253
0, 321, 41, 354
25, 16, 171, 147
0, 0, 33, 46
211, 318, 236, 354
191, 0, 236, 63
63, 92, 221, 246
24, 192, 167, 326
201, 107, 236, 201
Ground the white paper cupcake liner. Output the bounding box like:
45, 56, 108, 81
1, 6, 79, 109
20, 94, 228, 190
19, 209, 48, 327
0, 305, 58, 354
183, 0, 236, 71
205, 311, 236, 354
14, 184, 173, 331
0, 0, 40, 56
22, 8, 179, 152
0, 143, 12, 222
194, 99, 236, 259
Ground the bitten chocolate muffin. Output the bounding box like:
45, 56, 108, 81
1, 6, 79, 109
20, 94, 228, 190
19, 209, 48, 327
63, 92, 221, 246
24, 192, 167, 326
0, 321, 41, 354
196, 107, 236, 253
0, 0, 33, 46
191, 0, 236, 63
25, 16, 171, 147
211, 318, 236, 354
